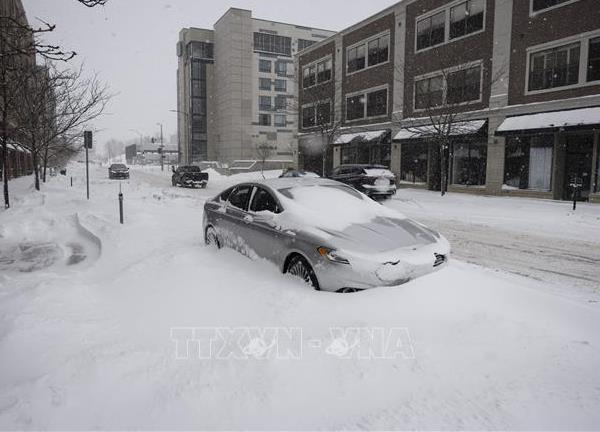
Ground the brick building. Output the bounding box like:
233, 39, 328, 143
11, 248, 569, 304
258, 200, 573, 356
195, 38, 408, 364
297, 0, 600, 202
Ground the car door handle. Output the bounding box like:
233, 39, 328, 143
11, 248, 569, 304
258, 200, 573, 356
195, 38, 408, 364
243, 215, 254, 224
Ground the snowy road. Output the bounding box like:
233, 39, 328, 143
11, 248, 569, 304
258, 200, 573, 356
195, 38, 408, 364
387, 190, 600, 305
1, 165, 599, 430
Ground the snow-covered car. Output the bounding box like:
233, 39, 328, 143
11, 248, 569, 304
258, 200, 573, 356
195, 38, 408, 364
108, 163, 129, 179
329, 164, 396, 200
171, 165, 208, 188
279, 169, 320, 178
203, 177, 450, 292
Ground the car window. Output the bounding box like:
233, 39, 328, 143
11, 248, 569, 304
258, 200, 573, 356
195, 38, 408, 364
217, 187, 234, 202
250, 187, 281, 213
228, 185, 253, 210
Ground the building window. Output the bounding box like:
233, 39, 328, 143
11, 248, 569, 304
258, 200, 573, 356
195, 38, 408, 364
317, 58, 332, 83
298, 38, 316, 51
347, 45, 366, 73
367, 35, 389, 66
529, 43, 580, 91
259, 78, 271, 90
588, 37, 600, 82
447, 65, 481, 104
416, 11, 445, 51
259, 59, 271, 73
274, 79, 287, 92
451, 140, 487, 186
316, 102, 331, 125
275, 61, 287, 77
274, 114, 287, 127
366, 88, 388, 117
254, 32, 292, 56
400, 142, 428, 184
346, 95, 365, 121
275, 95, 287, 110
302, 65, 316, 88
504, 134, 554, 191
532, 0, 576, 12
258, 114, 271, 126
187, 41, 214, 60
450, 0, 484, 40
302, 106, 315, 128
415, 76, 443, 110
259, 96, 272, 111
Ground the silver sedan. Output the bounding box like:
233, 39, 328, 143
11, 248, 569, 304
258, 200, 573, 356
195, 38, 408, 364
203, 178, 450, 292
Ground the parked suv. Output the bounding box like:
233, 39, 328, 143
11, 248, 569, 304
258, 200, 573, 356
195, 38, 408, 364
329, 164, 396, 199
171, 165, 208, 188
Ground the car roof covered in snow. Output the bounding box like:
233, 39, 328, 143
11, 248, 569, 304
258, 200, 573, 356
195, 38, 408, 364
248, 177, 343, 190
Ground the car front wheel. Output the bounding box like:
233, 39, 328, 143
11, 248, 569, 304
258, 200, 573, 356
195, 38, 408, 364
205, 226, 221, 249
286, 254, 319, 290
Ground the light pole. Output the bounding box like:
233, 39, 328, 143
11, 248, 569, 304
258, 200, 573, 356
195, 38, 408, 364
169, 109, 188, 165
156, 122, 164, 171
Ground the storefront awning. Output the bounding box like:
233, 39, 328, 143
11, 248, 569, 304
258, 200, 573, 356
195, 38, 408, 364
393, 120, 486, 140
496, 107, 600, 134
334, 129, 388, 145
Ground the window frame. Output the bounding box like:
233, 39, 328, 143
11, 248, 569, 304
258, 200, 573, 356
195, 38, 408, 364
274, 113, 287, 127
258, 113, 271, 126
274, 79, 287, 92
301, 99, 332, 130
412, 61, 483, 112
524, 30, 600, 96
227, 184, 254, 211
259, 95, 272, 112
259, 59, 272, 73
249, 186, 283, 214
259, 78, 271, 91
344, 85, 389, 123
345, 31, 391, 76
302, 54, 332, 89
414, 0, 486, 54
529, 0, 582, 16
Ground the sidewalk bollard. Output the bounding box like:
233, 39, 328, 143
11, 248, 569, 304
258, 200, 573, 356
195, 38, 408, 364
70, 176, 73, 187
118, 184, 124, 224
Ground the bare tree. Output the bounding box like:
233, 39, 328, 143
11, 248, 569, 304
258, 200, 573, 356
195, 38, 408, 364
394, 60, 505, 195
14, 63, 111, 190
255, 142, 274, 179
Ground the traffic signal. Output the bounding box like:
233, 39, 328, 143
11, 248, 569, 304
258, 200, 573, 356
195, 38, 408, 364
84, 130, 93, 149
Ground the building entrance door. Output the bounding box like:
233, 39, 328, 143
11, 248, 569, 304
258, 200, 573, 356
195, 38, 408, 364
563, 133, 594, 201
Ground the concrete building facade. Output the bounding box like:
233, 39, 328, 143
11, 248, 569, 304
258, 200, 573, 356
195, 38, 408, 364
297, 0, 600, 202
176, 8, 335, 165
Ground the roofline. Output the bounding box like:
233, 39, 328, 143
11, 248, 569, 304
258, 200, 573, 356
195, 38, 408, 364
297, 0, 409, 56
214, 7, 335, 35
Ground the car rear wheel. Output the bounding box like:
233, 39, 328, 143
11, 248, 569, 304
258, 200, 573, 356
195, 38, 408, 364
205, 226, 221, 249
286, 254, 319, 290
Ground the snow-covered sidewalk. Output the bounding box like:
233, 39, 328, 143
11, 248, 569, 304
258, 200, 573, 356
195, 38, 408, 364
0, 165, 599, 430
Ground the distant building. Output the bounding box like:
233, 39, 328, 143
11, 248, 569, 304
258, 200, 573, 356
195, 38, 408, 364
176, 8, 336, 165
124, 144, 178, 166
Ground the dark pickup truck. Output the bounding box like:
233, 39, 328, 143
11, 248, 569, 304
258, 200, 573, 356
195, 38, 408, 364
171, 165, 208, 188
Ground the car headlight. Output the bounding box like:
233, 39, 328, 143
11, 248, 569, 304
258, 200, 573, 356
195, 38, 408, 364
317, 246, 350, 264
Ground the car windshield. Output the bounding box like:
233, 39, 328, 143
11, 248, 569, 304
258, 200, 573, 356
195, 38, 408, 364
111, 164, 126, 169
180, 166, 200, 172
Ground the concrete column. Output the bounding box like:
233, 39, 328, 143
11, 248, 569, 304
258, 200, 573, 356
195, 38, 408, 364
333, 145, 341, 169
390, 142, 401, 179
591, 131, 599, 196
552, 132, 566, 200
485, 115, 507, 195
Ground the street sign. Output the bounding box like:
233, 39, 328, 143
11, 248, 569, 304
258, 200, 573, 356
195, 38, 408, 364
84, 130, 93, 149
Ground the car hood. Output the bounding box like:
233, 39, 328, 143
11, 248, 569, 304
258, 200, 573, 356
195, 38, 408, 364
316, 217, 440, 254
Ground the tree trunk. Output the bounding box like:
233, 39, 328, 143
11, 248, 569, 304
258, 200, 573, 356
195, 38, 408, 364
440, 143, 447, 196
2, 113, 9, 209
42, 146, 49, 183
32, 140, 40, 191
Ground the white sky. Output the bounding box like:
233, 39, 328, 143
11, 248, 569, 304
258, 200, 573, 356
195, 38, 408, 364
21, 0, 398, 148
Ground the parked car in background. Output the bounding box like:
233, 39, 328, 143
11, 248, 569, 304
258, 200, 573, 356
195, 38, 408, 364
171, 165, 208, 188
329, 164, 396, 200
203, 177, 449, 292
228, 159, 294, 174
279, 169, 320, 178
108, 163, 130, 179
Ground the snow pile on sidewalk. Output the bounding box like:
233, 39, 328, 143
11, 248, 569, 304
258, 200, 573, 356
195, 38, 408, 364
0, 165, 599, 429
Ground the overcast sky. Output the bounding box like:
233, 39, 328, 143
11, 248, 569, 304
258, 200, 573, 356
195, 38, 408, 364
21, 0, 398, 148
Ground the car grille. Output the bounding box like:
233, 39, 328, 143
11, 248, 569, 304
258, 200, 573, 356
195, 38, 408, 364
433, 253, 447, 267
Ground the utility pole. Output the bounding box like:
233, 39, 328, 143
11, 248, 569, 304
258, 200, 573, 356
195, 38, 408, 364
84, 130, 92, 200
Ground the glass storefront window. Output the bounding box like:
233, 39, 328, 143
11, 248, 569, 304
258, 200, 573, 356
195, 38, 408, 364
451, 139, 487, 186
400, 142, 428, 183
339, 136, 391, 167
504, 134, 554, 191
